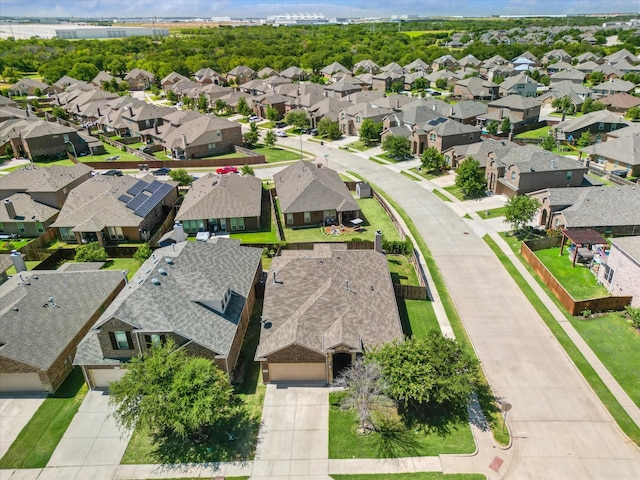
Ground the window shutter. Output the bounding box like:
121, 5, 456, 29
125, 331, 133, 350
145, 335, 151, 348
109, 332, 117, 350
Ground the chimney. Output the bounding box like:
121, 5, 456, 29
76, 104, 80, 112
129, 106, 134, 117
500, 108, 505, 119
273, 270, 278, 284
173, 222, 186, 243
154, 122, 159, 135
182, 133, 187, 149
374, 230, 383, 253
121, 270, 128, 285
4, 199, 16, 219
345, 279, 350, 292
97, 107, 101, 117
10, 250, 26, 273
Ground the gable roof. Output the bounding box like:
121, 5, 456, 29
176, 173, 262, 221
0, 269, 124, 371
255, 246, 402, 359
500, 72, 537, 91
0, 193, 59, 222
423, 118, 480, 137
555, 109, 629, 133
496, 144, 585, 172
162, 115, 240, 149
0, 163, 92, 194
581, 133, 640, 165
610, 236, 640, 264
489, 95, 541, 110
592, 78, 636, 94
124, 68, 155, 81
321, 62, 350, 75
275, 160, 360, 215
600, 92, 640, 110
450, 100, 489, 120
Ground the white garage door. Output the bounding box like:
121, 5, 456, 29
268, 363, 326, 383
0, 373, 45, 393
90, 368, 126, 388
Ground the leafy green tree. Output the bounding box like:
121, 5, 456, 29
109, 339, 235, 441
539, 75, 550, 86
486, 121, 499, 136
589, 71, 605, 85
317, 117, 341, 139
435, 78, 448, 90
412, 77, 428, 91
236, 96, 252, 117
581, 97, 605, 114
627, 106, 640, 121
368, 333, 478, 407
576, 131, 592, 148
52, 105, 68, 120
183, 96, 193, 109
214, 99, 227, 114
265, 105, 280, 122
264, 129, 277, 149
389, 81, 403, 93
455, 157, 487, 198
541, 135, 556, 151
500, 116, 511, 134
240, 164, 255, 176
166, 90, 178, 103
285, 110, 310, 130
69, 62, 99, 82
197, 94, 208, 113
75, 242, 107, 262
504, 195, 541, 232
420, 146, 446, 172
133, 243, 153, 265
244, 128, 259, 148
169, 168, 194, 186
552, 96, 574, 121
382, 135, 411, 158
359, 119, 383, 145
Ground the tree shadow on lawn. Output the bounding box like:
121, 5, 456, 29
399, 399, 468, 438
375, 411, 422, 459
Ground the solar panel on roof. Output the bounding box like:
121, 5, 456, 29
126, 192, 149, 210
144, 180, 163, 193
126, 180, 149, 196
133, 183, 173, 217
118, 194, 133, 203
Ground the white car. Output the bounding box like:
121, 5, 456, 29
275, 130, 288, 137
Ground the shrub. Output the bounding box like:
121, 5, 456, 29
75, 242, 107, 262
624, 306, 640, 329
382, 238, 413, 256
133, 243, 152, 265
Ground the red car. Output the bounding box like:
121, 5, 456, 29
216, 166, 238, 175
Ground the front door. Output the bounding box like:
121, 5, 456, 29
220, 218, 227, 231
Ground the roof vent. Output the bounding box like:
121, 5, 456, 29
158, 268, 167, 275
151, 277, 161, 285
165, 258, 174, 265
12, 307, 18, 311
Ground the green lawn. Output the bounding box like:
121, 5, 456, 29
121, 303, 265, 464
387, 254, 419, 285
329, 392, 475, 459
432, 189, 452, 202
485, 234, 640, 445
5, 260, 41, 275
401, 171, 420, 181
444, 184, 485, 201
398, 298, 439, 339
332, 474, 485, 480
1, 238, 32, 250
476, 207, 507, 219
515, 126, 551, 139
253, 145, 302, 163
231, 192, 279, 244
409, 167, 446, 180
534, 247, 610, 300
101, 257, 141, 280
282, 196, 402, 243
345, 140, 377, 151
0, 369, 88, 469
86, 143, 145, 163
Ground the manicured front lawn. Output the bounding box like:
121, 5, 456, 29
515, 126, 550, 139
102, 257, 141, 280
443, 184, 484, 201
476, 207, 507, 219
332, 474, 486, 480
345, 140, 377, 151
534, 247, 610, 300
398, 298, 439, 339
0, 368, 88, 469
329, 392, 474, 459
409, 167, 446, 180
253, 146, 301, 163
432, 189, 452, 202
486, 234, 640, 445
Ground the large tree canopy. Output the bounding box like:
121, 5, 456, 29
455, 158, 487, 198
109, 340, 235, 440
504, 195, 541, 232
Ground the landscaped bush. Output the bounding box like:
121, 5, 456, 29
74, 241, 107, 262
382, 238, 413, 256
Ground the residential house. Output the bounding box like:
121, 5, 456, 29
90, 71, 121, 88
542, 48, 572, 64
160, 115, 243, 159
592, 63, 624, 80
119, 103, 173, 137
49, 75, 83, 94
308, 97, 351, 126
226, 66, 257, 85
591, 79, 636, 95
258, 67, 278, 78
449, 100, 489, 125
123, 68, 155, 91
252, 93, 290, 119
255, 244, 403, 383
486, 145, 587, 196
553, 110, 629, 142
321, 62, 351, 81
194, 67, 226, 86
161, 71, 189, 90
600, 92, 640, 115
0, 163, 92, 209
545, 61, 574, 74
480, 95, 542, 129
74, 239, 263, 388
382, 103, 446, 131
576, 61, 601, 75
550, 68, 586, 85
275, 160, 360, 227
431, 54, 458, 72
404, 59, 430, 73
604, 48, 639, 65
371, 71, 405, 92
9, 78, 48, 96
510, 57, 536, 72
453, 77, 499, 101
458, 54, 481, 68
537, 81, 593, 109
51, 175, 177, 244
575, 52, 602, 64
581, 133, 640, 177
498, 73, 538, 97
0, 195, 59, 237
442, 137, 519, 170
280, 66, 306, 81
530, 186, 640, 236
324, 77, 362, 98
0, 269, 125, 393
598, 236, 640, 307
338, 102, 393, 136
370, 94, 414, 111
0, 106, 28, 123
353, 59, 380, 74
411, 118, 481, 155
380, 62, 404, 73
176, 173, 262, 234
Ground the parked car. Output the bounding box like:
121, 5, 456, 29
611, 169, 628, 178
102, 169, 123, 176
308, 128, 319, 136
276, 130, 288, 137
139, 146, 153, 154
275, 121, 287, 128
249, 115, 262, 122
153, 167, 172, 176
216, 166, 239, 175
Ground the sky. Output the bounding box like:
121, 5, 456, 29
2, 0, 640, 19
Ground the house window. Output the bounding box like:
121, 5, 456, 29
304, 211, 311, 223
59, 227, 73, 241
36, 222, 44, 233
145, 334, 165, 349
17, 222, 25, 233
208, 143, 216, 150
286, 213, 294, 225
566, 171, 573, 182
112, 331, 131, 350
598, 122, 604, 131
603, 264, 614, 283
356, 116, 361, 124
217, 130, 221, 137
108, 226, 124, 240
63, 134, 69, 142
429, 133, 436, 142
510, 171, 516, 182
230, 217, 245, 231
611, 124, 617, 131
145, 119, 150, 128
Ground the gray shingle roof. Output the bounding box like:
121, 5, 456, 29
0, 163, 91, 194
0, 270, 124, 370
176, 173, 262, 221
489, 95, 541, 110
497, 144, 584, 172
275, 160, 360, 215
581, 133, 640, 165
0, 193, 59, 222
555, 109, 629, 134
75, 239, 262, 365
255, 245, 403, 359
611, 236, 640, 264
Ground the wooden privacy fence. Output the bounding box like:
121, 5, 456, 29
521, 240, 631, 315
394, 284, 428, 300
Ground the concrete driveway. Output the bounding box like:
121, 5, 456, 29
47, 390, 131, 469
0, 396, 46, 459
252, 383, 331, 479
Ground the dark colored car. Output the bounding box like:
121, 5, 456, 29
308, 128, 319, 136
611, 169, 628, 178
275, 121, 287, 128
139, 146, 153, 154
153, 167, 172, 176
216, 166, 239, 175
102, 169, 123, 176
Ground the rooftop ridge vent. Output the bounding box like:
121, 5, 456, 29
158, 268, 167, 275
165, 258, 174, 265
151, 278, 161, 285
